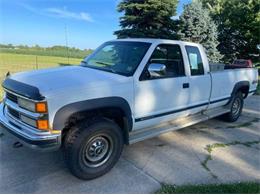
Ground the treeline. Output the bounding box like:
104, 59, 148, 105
115, 0, 260, 63
0, 44, 93, 59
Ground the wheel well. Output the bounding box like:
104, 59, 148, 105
62, 107, 130, 144
237, 85, 249, 98
231, 81, 250, 99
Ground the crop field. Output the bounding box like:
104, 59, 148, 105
0, 52, 82, 99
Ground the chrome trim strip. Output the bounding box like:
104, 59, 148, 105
4, 99, 43, 119
3, 88, 46, 103
6, 111, 39, 131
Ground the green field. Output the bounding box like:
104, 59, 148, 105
1, 52, 259, 99
0, 52, 82, 99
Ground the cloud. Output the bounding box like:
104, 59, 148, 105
20, 4, 93, 23
45, 8, 94, 22
20, 3, 38, 13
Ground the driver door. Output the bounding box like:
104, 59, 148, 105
134, 44, 189, 130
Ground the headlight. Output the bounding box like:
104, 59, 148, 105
20, 114, 37, 127
18, 98, 47, 113
18, 98, 35, 112
20, 115, 49, 130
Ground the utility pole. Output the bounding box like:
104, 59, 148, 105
65, 23, 70, 64
35, 55, 38, 69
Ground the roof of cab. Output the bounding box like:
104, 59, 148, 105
111, 38, 201, 47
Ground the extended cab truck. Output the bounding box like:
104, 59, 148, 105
0, 39, 258, 180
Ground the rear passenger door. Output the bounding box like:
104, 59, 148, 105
185, 45, 211, 111
134, 44, 189, 129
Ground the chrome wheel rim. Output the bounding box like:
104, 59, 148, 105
83, 134, 113, 168
232, 98, 241, 116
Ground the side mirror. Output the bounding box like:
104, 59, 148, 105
148, 63, 166, 78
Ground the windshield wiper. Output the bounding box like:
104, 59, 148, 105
80, 61, 125, 75
95, 61, 112, 66
81, 60, 87, 64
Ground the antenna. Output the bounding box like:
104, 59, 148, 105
65, 23, 70, 64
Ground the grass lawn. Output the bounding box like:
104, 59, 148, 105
157, 182, 260, 194
0, 52, 82, 99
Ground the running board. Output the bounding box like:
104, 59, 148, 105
129, 107, 229, 144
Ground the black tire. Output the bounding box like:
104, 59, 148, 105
63, 118, 124, 180
222, 91, 244, 122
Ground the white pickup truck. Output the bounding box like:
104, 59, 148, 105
0, 39, 258, 180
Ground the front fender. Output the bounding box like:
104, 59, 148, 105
52, 96, 133, 131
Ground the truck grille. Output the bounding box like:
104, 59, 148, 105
6, 92, 18, 103
7, 107, 20, 119
4, 89, 47, 130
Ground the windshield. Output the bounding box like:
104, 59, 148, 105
82, 41, 151, 76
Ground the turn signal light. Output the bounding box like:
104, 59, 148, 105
36, 102, 47, 113
37, 120, 49, 130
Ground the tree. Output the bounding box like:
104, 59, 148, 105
114, 0, 179, 39
201, 0, 260, 62
178, 1, 222, 62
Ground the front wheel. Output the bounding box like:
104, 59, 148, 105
64, 118, 124, 180
222, 91, 244, 122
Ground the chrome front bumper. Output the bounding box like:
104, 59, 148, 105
0, 103, 61, 151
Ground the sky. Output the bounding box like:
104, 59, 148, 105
0, 0, 191, 50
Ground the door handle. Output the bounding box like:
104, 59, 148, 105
183, 83, 189, 88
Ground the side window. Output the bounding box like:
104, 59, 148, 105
185, 46, 204, 76
144, 44, 185, 79
150, 46, 167, 65
167, 45, 185, 77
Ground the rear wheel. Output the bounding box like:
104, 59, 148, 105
222, 91, 244, 122
64, 118, 124, 180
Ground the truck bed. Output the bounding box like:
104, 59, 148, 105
209, 67, 258, 105
210, 63, 256, 72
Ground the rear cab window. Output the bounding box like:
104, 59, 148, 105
185, 46, 204, 76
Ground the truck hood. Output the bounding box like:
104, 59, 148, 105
8, 66, 130, 98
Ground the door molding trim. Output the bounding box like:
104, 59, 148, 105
135, 96, 230, 122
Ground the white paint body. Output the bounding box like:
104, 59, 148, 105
9, 39, 258, 130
